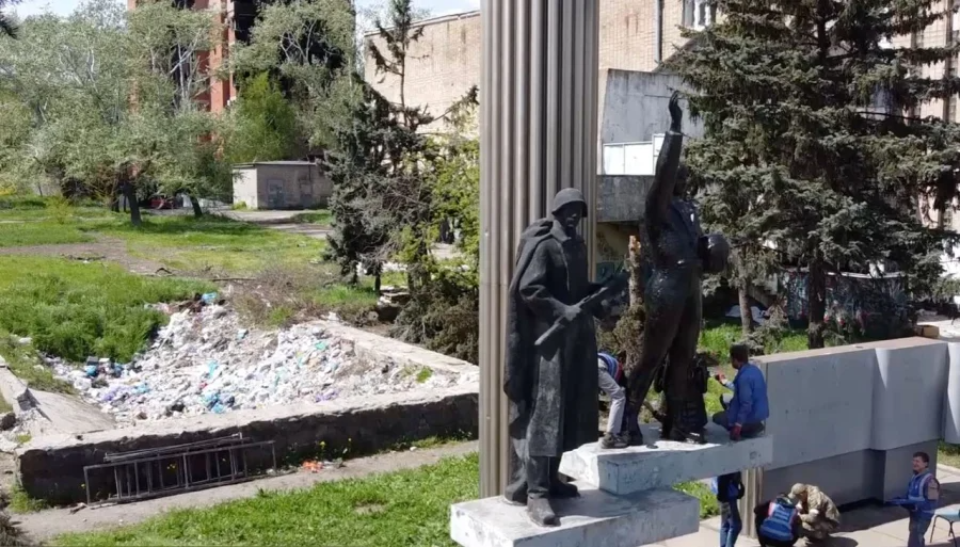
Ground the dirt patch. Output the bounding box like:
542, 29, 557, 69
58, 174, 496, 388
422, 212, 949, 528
354, 503, 387, 515
0, 237, 163, 275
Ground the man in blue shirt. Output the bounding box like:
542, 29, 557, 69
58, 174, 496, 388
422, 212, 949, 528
712, 344, 769, 440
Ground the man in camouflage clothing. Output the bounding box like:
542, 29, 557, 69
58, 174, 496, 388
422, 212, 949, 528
788, 483, 840, 544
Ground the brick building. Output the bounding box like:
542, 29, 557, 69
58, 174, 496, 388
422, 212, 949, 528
363, 0, 715, 127
363, 1, 960, 246
128, 0, 259, 114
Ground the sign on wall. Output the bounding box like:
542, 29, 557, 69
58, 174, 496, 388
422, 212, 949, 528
602, 134, 665, 176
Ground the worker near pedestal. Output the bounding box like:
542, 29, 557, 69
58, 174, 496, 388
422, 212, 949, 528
597, 351, 629, 449
712, 343, 769, 440
711, 471, 745, 547
889, 451, 940, 547
788, 483, 840, 545
754, 494, 802, 547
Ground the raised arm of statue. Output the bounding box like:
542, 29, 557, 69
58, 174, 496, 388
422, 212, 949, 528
645, 91, 684, 226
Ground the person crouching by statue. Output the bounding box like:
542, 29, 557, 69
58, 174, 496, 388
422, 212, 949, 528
503, 188, 621, 527
622, 91, 731, 445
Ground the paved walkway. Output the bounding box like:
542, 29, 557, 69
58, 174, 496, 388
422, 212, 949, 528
646, 464, 960, 546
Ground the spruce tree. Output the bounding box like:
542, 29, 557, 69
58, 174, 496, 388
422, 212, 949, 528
324, 75, 393, 287
668, 0, 960, 348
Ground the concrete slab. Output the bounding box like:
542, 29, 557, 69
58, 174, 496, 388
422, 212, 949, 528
872, 340, 948, 450
558, 423, 772, 495
0, 358, 31, 415
450, 486, 699, 547
29, 390, 114, 435
758, 344, 876, 469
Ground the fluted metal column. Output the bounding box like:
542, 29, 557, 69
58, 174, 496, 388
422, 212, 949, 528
478, 0, 600, 498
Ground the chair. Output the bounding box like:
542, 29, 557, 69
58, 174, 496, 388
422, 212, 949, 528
931, 507, 960, 547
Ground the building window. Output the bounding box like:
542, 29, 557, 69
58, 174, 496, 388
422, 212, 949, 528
603, 141, 663, 176
684, 0, 715, 30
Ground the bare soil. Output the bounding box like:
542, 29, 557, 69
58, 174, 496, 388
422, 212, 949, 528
0, 237, 164, 275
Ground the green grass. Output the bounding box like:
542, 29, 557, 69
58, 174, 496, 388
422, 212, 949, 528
8, 484, 48, 514
416, 368, 433, 383
0, 221, 94, 247
53, 454, 480, 547
698, 321, 808, 360
311, 284, 380, 309
51, 454, 717, 547
95, 215, 326, 276
0, 199, 326, 277
0, 256, 213, 362
291, 210, 333, 226
0, 334, 73, 394
675, 480, 719, 519
939, 442, 960, 468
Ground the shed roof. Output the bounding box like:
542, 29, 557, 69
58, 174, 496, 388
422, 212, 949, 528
233, 161, 317, 168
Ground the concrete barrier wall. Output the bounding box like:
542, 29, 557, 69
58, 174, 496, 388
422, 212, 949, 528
18, 384, 480, 505
742, 337, 953, 534
945, 342, 960, 444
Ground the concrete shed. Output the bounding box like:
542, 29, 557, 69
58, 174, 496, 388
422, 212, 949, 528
232, 161, 332, 210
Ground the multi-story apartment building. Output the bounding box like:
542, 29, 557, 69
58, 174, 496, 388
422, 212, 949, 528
128, 0, 259, 113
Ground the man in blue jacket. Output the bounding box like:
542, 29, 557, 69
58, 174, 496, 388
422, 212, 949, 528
713, 344, 769, 440
889, 451, 940, 547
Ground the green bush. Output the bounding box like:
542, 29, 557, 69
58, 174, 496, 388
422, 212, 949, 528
0, 257, 212, 362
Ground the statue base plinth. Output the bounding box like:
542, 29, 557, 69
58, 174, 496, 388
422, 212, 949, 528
559, 423, 773, 495
450, 485, 699, 547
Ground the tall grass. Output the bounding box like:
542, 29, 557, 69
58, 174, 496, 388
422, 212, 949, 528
0, 257, 212, 361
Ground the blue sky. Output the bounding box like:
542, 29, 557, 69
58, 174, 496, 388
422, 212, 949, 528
10, 0, 479, 20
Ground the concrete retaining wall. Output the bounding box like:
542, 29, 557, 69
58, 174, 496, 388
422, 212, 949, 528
18, 383, 479, 505
741, 337, 955, 534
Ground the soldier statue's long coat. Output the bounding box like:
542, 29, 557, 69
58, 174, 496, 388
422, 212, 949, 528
504, 218, 599, 459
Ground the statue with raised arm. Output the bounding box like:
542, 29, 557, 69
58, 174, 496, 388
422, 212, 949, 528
622, 92, 730, 445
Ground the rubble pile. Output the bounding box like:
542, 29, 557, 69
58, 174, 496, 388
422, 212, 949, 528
51, 304, 465, 426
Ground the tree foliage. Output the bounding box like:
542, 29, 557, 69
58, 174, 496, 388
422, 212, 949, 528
224, 73, 301, 164
323, 75, 394, 285
0, 0, 18, 38
668, 0, 960, 348
0, 0, 233, 222
229, 0, 354, 149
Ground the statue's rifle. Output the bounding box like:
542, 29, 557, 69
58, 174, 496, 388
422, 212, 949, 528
533, 272, 629, 353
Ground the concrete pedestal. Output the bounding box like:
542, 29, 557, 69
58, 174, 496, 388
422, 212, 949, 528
450, 486, 699, 547
559, 423, 773, 495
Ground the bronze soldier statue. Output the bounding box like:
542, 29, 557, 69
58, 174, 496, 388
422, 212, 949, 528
503, 188, 623, 527
623, 92, 729, 445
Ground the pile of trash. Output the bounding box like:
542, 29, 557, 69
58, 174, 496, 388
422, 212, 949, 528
51, 303, 467, 426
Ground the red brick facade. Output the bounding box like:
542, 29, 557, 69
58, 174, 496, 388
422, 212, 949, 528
128, 0, 236, 114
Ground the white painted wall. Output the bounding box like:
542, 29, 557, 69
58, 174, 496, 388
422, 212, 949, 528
232, 167, 259, 209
